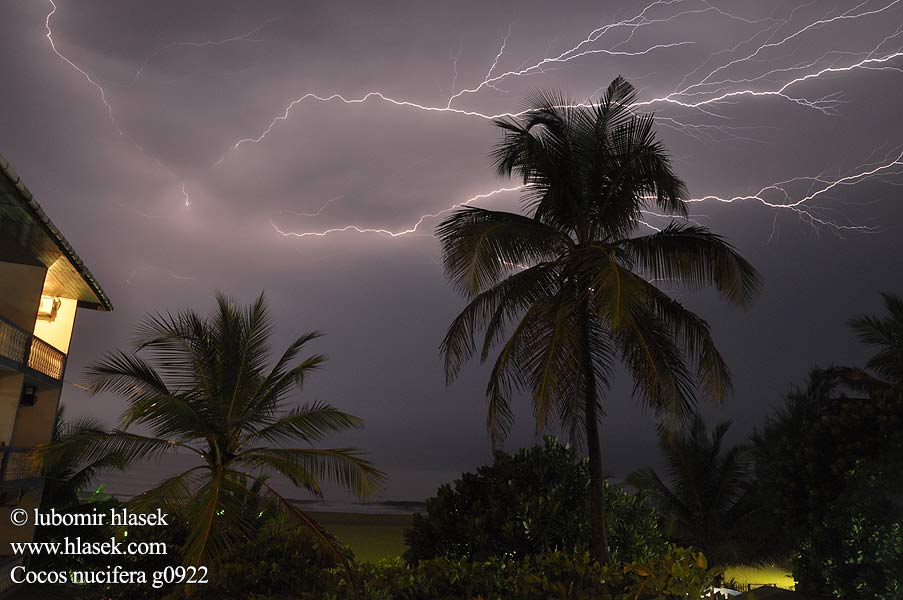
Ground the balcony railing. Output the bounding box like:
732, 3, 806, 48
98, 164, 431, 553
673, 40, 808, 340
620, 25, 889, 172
0, 447, 38, 485
0, 316, 65, 382
0, 556, 24, 597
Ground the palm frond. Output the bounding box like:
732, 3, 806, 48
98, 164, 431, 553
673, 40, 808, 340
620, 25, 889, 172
181, 470, 256, 564
259, 481, 356, 582
847, 292, 903, 384
440, 261, 560, 382
618, 223, 762, 307
250, 402, 364, 445
239, 447, 384, 500
128, 465, 207, 516
436, 207, 571, 297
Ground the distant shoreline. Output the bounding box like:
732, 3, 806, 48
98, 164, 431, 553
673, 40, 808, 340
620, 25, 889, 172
290, 499, 426, 515
95, 487, 426, 516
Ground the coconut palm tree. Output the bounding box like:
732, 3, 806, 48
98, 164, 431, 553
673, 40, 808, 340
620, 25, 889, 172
33, 292, 384, 567
627, 415, 754, 565
437, 77, 761, 563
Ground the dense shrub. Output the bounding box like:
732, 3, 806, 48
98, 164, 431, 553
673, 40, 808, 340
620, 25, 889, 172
83, 537, 712, 600
753, 376, 903, 598
166, 526, 341, 600
59, 513, 333, 600
330, 546, 713, 600
405, 436, 665, 563
57, 517, 708, 599
792, 465, 903, 599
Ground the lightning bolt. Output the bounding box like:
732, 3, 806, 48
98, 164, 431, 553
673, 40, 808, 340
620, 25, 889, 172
220, 0, 902, 159
203, 0, 901, 239
271, 186, 522, 238
215, 40, 696, 162
45, 0, 122, 135
685, 149, 903, 234
45, 0, 197, 212
132, 15, 282, 83
272, 150, 902, 240
280, 197, 342, 218
126, 267, 196, 285
37, 0, 903, 244
45, 1, 282, 214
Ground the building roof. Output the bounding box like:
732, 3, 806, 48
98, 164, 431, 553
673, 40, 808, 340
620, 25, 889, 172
0, 153, 113, 311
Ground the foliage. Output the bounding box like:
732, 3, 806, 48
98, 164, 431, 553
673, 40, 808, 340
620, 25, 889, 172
33, 406, 127, 512
404, 436, 665, 563
164, 526, 340, 600
436, 76, 760, 561
831, 292, 903, 393
751, 293, 903, 597
29, 407, 126, 573
628, 415, 757, 565
32, 292, 384, 567
753, 378, 903, 598
333, 547, 714, 600
69, 514, 192, 600
165, 546, 715, 600
793, 466, 903, 600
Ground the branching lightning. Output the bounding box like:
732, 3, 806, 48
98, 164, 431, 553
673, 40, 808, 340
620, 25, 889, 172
270, 149, 903, 239
271, 186, 523, 238
132, 15, 281, 83
125, 267, 196, 285
222, 0, 903, 155
45, 0, 122, 135
253, 0, 902, 240
43, 1, 279, 216
38, 0, 903, 250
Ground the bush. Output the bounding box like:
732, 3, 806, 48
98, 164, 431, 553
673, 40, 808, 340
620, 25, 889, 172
792, 465, 903, 599
404, 436, 665, 563
69, 528, 709, 599
61, 514, 337, 600
333, 546, 714, 600
753, 377, 903, 598
173, 526, 341, 600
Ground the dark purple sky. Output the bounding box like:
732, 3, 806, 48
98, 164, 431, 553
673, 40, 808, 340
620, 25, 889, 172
1, 0, 902, 499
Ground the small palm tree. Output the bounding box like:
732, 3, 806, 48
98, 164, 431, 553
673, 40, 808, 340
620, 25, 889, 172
35, 407, 125, 511
34, 292, 384, 566
627, 416, 754, 565
829, 292, 903, 395
437, 77, 761, 563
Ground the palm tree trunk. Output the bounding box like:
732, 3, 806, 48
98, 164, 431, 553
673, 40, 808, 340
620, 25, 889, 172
580, 298, 611, 565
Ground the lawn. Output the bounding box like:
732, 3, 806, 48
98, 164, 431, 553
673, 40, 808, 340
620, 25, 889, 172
311, 511, 413, 562
722, 564, 795, 590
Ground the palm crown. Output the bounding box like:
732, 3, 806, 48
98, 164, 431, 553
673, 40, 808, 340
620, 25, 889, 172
35, 292, 383, 565
437, 76, 761, 562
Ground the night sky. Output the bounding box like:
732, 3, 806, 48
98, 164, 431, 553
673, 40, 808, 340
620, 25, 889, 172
1, 0, 902, 500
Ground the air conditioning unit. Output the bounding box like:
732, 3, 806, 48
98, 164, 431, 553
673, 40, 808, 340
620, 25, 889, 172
19, 385, 37, 407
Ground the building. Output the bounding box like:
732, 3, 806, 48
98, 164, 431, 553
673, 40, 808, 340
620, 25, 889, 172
0, 154, 112, 591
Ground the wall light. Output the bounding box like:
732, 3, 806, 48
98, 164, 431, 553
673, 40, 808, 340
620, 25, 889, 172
20, 385, 37, 407
37, 296, 61, 322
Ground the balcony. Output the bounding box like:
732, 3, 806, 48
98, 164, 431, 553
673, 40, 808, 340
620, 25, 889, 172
0, 446, 40, 491
0, 316, 65, 382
